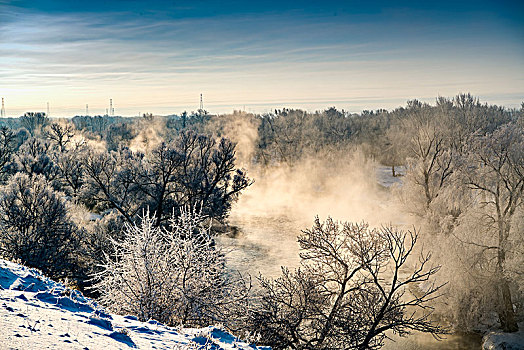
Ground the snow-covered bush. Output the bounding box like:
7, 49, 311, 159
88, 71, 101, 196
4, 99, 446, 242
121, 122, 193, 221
93, 208, 250, 327
14, 137, 58, 181
0, 173, 79, 280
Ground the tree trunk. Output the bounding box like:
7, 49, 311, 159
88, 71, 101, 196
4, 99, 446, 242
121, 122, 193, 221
496, 220, 518, 332
424, 170, 432, 208
498, 279, 518, 332
391, 165, 396, 177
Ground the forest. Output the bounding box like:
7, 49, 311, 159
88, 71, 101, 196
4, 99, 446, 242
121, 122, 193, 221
0, 93, 522, 349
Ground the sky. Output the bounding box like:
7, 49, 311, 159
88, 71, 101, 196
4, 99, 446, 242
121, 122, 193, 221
0, 0, 523, 117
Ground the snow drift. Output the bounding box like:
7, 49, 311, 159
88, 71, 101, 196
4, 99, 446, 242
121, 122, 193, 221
0, 259, 267, 349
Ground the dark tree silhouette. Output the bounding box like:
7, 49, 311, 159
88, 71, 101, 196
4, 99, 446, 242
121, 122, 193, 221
249, 218, 446, 350
0, 174, 78, 279
81, 131, 252, 226
0, 126, 15, 182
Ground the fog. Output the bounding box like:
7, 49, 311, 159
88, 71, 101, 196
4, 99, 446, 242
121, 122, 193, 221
224, 157, 407, 275
215, 114, 407, 277
215, 113, 485, 349
0, 100, 518, 349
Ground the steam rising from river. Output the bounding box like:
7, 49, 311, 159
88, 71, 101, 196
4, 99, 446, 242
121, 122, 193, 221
217, 113, 406, 277
217, 113, 481, 349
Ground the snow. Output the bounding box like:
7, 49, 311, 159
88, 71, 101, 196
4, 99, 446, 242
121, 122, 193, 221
375, 165, 405, 188
483, 330, 524, 350
0, 259, 268, 350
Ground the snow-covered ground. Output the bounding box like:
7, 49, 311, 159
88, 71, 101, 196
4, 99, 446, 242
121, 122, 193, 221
0, 259, 267, 350
483, 330, 524, 350
375, 165, 405, 188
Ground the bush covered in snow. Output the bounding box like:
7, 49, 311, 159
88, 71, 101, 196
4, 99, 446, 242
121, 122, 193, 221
92, 208, 251, 328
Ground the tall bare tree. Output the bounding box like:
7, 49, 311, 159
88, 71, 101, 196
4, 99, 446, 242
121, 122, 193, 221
401, 104, 454, 210
459, 123, 523, 332
44, 122, 75, 152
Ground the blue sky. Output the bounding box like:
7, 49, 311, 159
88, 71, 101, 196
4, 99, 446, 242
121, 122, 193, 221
1, 0, 523, 116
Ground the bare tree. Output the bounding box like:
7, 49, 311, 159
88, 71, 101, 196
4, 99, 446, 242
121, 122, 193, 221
458, 122, 523, 332
81, 131, 252, 226
380, 122, 407, 177
53, 142, 87, 197
249, 218, 446, 350
20, 112, 49, 136
81, 148, 137, 222
402, 105, 454, 210
44, 122, 75, 152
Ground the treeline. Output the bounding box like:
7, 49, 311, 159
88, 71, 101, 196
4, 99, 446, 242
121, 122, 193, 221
0, 107, 449, 349
0, 111, 251, 285
0, 94, 521, 347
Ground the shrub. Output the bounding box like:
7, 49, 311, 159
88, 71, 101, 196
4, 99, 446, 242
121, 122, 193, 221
0, 173, 78, 279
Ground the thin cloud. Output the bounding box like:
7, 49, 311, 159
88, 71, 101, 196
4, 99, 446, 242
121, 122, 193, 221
1, 5, 523, 116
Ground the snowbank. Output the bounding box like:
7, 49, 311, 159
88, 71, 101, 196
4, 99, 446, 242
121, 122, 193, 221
0, 259, 268, 349
482, 330, 524, 350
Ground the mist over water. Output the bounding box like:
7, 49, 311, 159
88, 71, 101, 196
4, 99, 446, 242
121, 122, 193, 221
221, 162, 482, 348
215, 119, 482, 348
214, 113, 405, 276
222, 150, 406, 276
384, 332, 482, 349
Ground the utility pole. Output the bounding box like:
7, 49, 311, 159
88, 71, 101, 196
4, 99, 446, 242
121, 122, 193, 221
47, 102, 50, 117
86, 104, 89, 116
1, 98, 5, 117
200, 93, 203, 111
110, 99, 113, 116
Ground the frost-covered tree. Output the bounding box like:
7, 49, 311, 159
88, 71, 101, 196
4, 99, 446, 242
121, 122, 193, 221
455, 122, 524, 332
0, 173, 78, 279
0, 126, 15, 182
19, 112, 49, 137
44, 122, 75, 153
249, 218, 446, 350
393, 101, 523, 332
77, 211, 124, 287
401, 104, 453, 211
14, 137, 59, 182
93, 208, 250, 327
80, 147, 137, 222
53, 142, 86, 198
